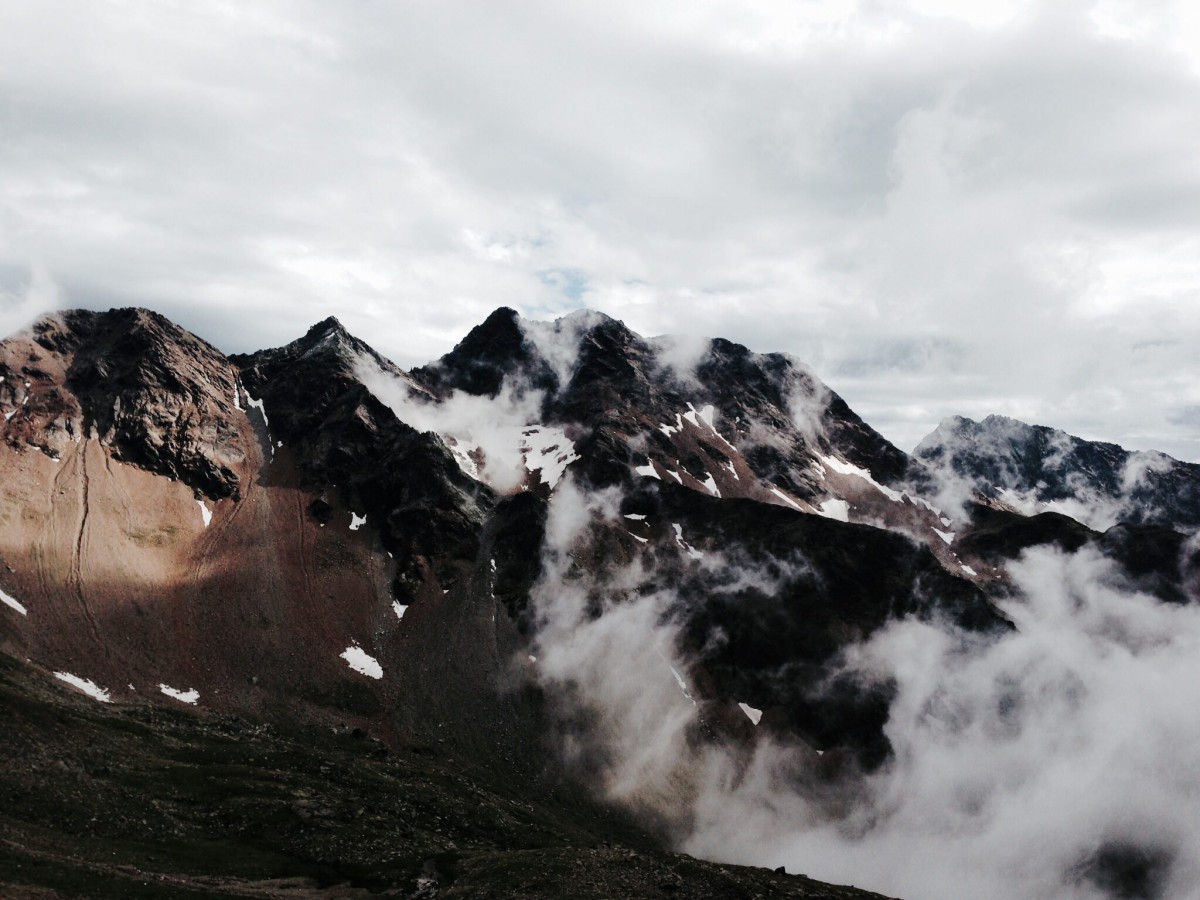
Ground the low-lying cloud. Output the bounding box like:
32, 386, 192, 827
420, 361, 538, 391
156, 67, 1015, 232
529, 479, 1200, 899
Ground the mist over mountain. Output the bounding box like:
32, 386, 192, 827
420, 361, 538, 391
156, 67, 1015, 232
2, 306, 1198, 899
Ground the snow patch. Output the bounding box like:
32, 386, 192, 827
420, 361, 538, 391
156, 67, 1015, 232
54, 672, 111, 703
159, 684, 199, 705
244, 390, 273, 456
724, 460, 739, 481
817, 498, 851, 522
664, 661, 697, 705
197, 500, 212, 528
341, 645, 383, 679
446, 437, 481, 480
392, 601, 407, 620
911, 496, 943, 517
671, 523, 705, 560
961, 564, 978, 576
349, 512, 366, 531
1, 588, 27, 616
623, 513, 646, 521
738, 702, 763, 725
700, 473, 721, 497
628, 532, 649, 544
934, 529, 956, 545
818, 454, 904, 502
520, 425, 579, 487
634, 462, 660, 480
770, 487, 804, 511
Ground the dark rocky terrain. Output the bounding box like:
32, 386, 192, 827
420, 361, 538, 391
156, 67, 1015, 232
2, 305, 1197, 898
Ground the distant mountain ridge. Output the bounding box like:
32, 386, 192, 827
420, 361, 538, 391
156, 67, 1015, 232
912, 413, 1200, 532
2, 305, 1198, 898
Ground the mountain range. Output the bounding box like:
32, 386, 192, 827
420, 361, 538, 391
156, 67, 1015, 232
2, 306, 1197, 899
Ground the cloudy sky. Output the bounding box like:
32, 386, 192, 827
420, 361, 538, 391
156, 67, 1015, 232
3, 0, 1200, 459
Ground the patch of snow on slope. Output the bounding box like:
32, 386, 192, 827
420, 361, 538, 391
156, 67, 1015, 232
665, 661, 698, 705
445, 437, 481, 480
392, 601, 407, 620
232, 384, 242, 410
623, 513, 646, 521
340, 645, 383, 679
770, 488, 804, 511
817, 498, 850, 522
54, 672, 111, 703
910, 496, 944, 517
738, 702, 762, 725
1, 588, 27, 616
685, 402, 737, 452
629, 532, 649, 543
520, 426, 579, 487
701, 473, 721, 497
724, 460, 739, 480
671, 523, 705, 560
244, 390, 273, 456
934, 529, 956, 545
349, 512, 366, 531
961, 564, 978, 576
634, 462, 660, 479
159, 684, 199, 704
197, 500, 212, 528
818, 454, 904, 502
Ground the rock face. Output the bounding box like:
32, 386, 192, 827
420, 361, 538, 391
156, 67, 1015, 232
3, 304, 1199, 897
1, 308, 249, 498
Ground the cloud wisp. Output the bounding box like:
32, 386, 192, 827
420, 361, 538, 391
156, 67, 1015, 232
528, 477, 1200, 899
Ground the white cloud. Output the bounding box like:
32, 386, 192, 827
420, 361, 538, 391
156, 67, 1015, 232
1, 0, 1200, 458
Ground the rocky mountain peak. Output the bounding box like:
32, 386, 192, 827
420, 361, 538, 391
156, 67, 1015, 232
1, 306, 249, 499
912, 413, 1200, 531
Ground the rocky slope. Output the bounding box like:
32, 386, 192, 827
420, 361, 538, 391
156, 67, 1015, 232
3, 305, 1199, 898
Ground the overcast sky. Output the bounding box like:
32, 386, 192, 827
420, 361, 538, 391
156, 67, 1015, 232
3, 0, 1200, 459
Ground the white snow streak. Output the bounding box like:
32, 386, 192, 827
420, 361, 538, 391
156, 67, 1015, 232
340, 645, 383, 679
392, 601, 407, 620
817, 498, 851, 522
671, 523, 705, 560
738, 702, 763, 725
770, 487, 804, 511
159, 684, 200, 704
54, 672, 111, 703
634, 462, 660, 479
818, 455, 904, 502
197, 500, 212, 528
245, 390, 273, 456
0, 588, 27, 616
700, 473, 721, 497
349, 512, 366, 531
934, 529, 956, 545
